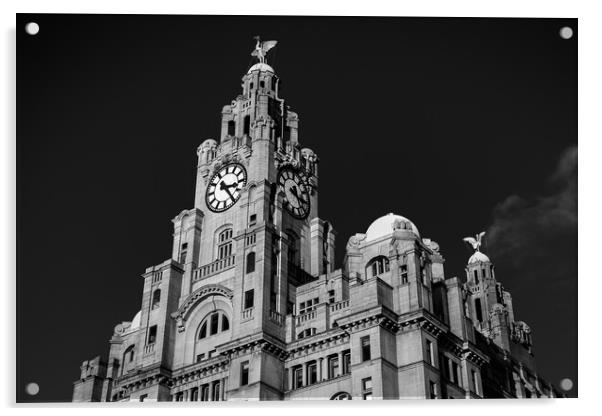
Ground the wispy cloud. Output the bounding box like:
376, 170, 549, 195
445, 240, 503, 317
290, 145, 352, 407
487, 146, 577, 272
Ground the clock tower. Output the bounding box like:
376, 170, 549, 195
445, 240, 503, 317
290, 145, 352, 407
167, 40, 335, 399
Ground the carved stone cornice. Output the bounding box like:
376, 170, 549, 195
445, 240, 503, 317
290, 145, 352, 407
462, 341, 490, 367
287, 330, 350, 359
218, 332, 288, 360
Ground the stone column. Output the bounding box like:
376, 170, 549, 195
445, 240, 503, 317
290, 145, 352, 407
302, 363, 307, 387
208, 381, 214, 401
318, 357, 324, 382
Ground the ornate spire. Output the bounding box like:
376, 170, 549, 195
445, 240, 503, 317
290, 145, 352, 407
251, 36, 278, 65
463, 231, 486, 253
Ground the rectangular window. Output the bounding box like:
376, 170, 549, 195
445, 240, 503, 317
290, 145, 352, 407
196, 353, 205, 363
307, 361, 318, 385
452, 361, 461, 387
213, 381, 221, 401
361, 336, 371, 362
429, 381, 438, 399
474, 270, 479, 284
200, 385, 209, 401
246, 252, 256, 274
249, 214, 257, 225
362, 377, 373, 400
190, 387, 199, 401
471, 370, 479, 395
441, 355, 450, 380
293, 366, 303, 389
210, 313, 219, 335
475, 298, 483, 322
180, 242, 188, 264
328, 355, 339, 379
241, 361, 249, 386
147, 325, 157, 344
401, 264, 408, 284
218, 242, 232, 259
328, 290, 335, 304
244, 289, 254, 309
482, 268, 487, 278
343, 350, 351, 374
426, 340, 433, 366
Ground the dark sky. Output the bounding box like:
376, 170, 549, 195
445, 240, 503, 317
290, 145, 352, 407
16, 14, 577, 401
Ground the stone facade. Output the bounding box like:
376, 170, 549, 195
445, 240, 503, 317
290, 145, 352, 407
72, 53, 559, 402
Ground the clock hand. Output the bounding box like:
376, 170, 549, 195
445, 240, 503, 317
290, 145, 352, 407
221, 181, 238, 189
290, 185, 306, 203
220, 181, 237, 200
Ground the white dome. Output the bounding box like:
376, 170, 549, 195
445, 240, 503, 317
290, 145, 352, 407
468, 251, 491, 264
130, 310, 142, 330
247, 63, 274, 74
365, 213, 420, 241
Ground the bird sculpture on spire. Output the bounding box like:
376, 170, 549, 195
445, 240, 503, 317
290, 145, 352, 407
251, 36, 278, 64
463, 231, 486, 252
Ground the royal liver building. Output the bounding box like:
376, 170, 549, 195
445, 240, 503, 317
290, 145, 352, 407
72, 39, 559, 401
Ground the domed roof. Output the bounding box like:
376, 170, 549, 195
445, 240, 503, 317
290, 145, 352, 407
468, 251, 491, 264
247, 63, 274, 74
365, 213, 420, 241
130, 310, 142, 330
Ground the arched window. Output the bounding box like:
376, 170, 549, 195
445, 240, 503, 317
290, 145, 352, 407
199, 322, 207, 339
366, 256, 390, 278
217, 228, 233, 259
197, 311, 231, 340
246, 251, 256, 274
151, 289, 161, 309
331, 392, 352, 400
297, 327, 316, 340
124, 345, 135, 363
222, 315, 230, 331
227, 120, 236, 136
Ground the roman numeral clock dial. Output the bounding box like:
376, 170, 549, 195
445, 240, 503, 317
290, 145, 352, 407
277, 167, 310, 219
205, 163, 247, 212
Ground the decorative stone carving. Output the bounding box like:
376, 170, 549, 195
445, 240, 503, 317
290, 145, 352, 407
113, 322, 131, 336
422, 238, 440, 254
393, 218, 412, 231
171, 284, 234, 332
346, 233, 366, 251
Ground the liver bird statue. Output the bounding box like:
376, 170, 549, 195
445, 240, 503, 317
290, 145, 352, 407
252, 36, 278, 64
463, 231, 486, 252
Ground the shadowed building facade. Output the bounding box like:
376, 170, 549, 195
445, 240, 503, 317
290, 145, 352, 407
72, 44, 560, 402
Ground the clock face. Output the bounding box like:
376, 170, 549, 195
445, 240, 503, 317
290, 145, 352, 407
206, 163, 247, 212
277, 167, 310, 219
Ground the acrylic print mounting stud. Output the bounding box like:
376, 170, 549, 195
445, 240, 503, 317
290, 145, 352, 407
17, 14, 577, 403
